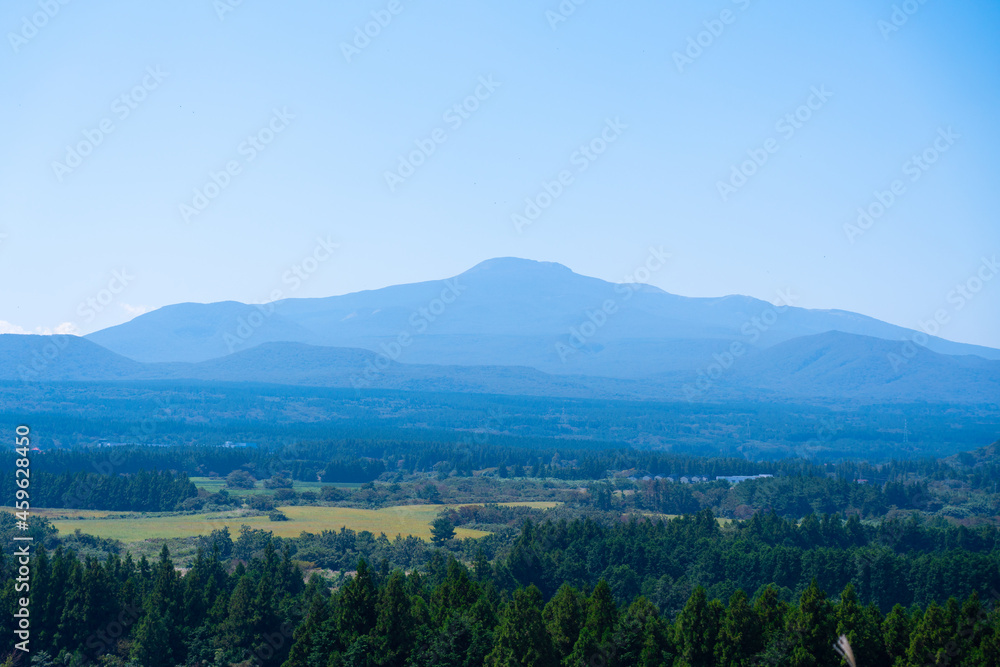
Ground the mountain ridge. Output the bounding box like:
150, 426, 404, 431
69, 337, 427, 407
4, 329, 999, 405
84, 257, 1000, 374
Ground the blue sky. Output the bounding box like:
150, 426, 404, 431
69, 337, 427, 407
2, 0, 998, 348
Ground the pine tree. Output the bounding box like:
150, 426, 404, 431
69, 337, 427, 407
181, 563, 208, 631
44, 547, 73, 651
542, 584, 586, 662
969, 605, 1000, 666
953, 592, 988, 661
29, 546, 54, 649
56, 558, 86, 654
130, 606, 172, 667
905, 601, 952, 666
0, 566, 16, 661
278, 544, 305, 599
584, 580, 618, 645
486, 586, 556, 667
337, 560, 378, 648
431, 517, 456, 545
753, 584, 789, 647
566, 626, 602, 667
374, 570, 414, 667
835, 584, 884, 667
880, 604, 913, 667
222, 574, 257, 648
412, 612, 479, 667
146, 544, 184, 662
343, 634, 379, 667
473, 547, 492, 585
281, 595, 331, 667
786, 579, 837, 667
639, 611, 674, 667
250, 572, 282, 664
611, 596, 670, 667
673, 586, 721, 667
431, 558, 480, 626
717, 589, 760, 666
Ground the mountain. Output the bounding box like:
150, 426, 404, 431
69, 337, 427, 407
0, 334, 148, 382
86, 258, 1000, 380
3, 331, 999, 405
722, 331, 1000, 403
4, 257, 998, 405
82, 300, 324, 364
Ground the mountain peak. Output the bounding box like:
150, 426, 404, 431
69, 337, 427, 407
461, 257, 575, 277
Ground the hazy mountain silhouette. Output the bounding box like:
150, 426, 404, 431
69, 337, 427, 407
84, 258, 1000, 382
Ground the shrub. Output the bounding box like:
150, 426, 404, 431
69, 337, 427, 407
320, 486, 346, 502
225, 470, 256, 490
247, 495, 276, 511
263, 474, 294, 489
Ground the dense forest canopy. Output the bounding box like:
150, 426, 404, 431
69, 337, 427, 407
2, 513, 999, 666
3, 380, 997, 460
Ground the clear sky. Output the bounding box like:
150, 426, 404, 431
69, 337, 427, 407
2, 0, 998, 348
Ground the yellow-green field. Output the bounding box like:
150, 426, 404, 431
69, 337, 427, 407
41, 502, 560, 543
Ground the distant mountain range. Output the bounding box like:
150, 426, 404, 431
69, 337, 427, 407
2, 257, 999, 404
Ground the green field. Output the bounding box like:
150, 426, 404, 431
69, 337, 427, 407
1, 507, 122, 520
45, 502, 560, 543
188, 476, 361, 496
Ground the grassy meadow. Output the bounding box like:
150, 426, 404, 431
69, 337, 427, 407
37, 501, 560, 543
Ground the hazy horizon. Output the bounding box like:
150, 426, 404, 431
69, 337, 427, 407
1, 254, 996, 359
